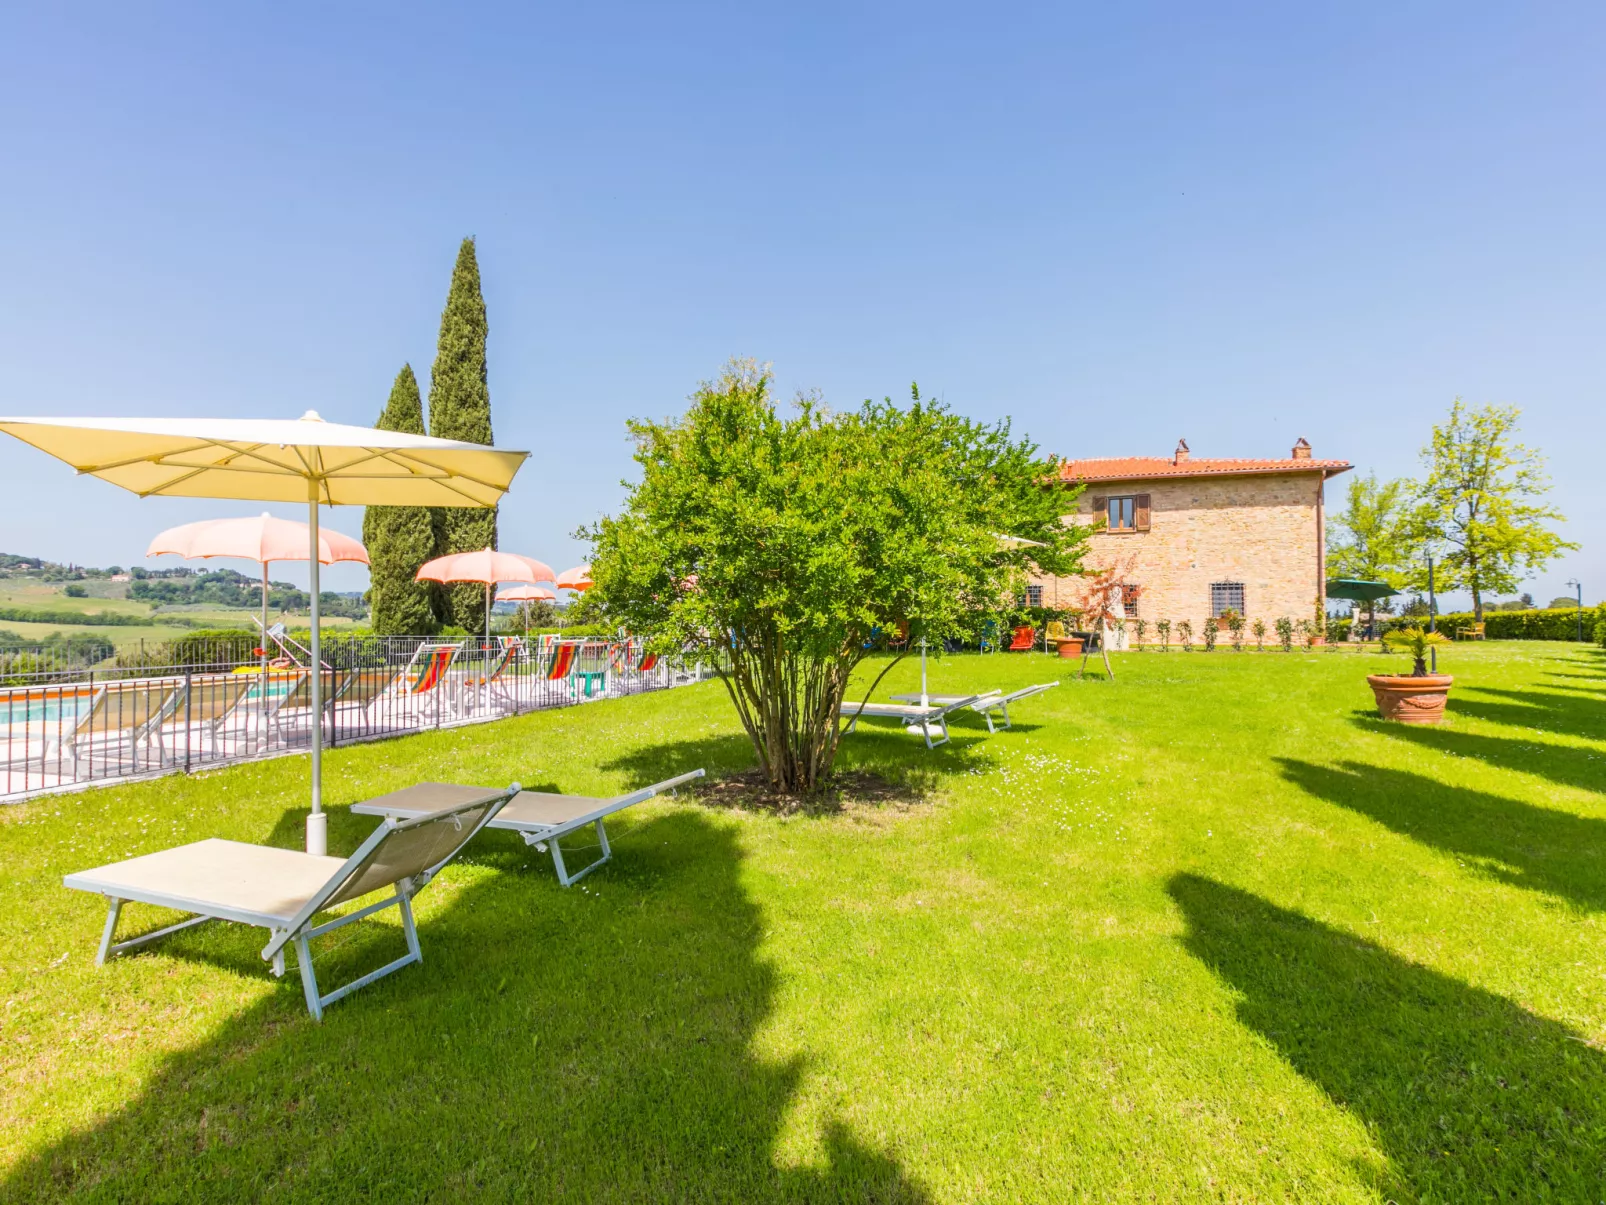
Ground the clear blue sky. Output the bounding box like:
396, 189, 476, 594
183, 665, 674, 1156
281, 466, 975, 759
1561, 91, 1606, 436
1, 3, 1600, 608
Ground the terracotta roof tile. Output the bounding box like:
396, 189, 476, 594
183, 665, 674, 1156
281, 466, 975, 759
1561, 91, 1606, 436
1055, 456, 1352, 482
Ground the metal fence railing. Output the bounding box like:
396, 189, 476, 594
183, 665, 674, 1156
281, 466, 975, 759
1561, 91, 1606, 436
1, 634, 709, 801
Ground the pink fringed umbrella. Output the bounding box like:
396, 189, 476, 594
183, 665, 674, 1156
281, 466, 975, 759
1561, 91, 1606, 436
416, 548, 555, 647
494, 584, 558, 638
147, 512, 369, 684
556, 564, 593, 591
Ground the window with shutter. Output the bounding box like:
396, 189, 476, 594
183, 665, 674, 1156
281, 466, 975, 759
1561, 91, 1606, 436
1135, 493, 1151, 531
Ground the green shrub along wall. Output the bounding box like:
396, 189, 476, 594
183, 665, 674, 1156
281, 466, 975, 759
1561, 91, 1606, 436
1334, 605, 1604, 642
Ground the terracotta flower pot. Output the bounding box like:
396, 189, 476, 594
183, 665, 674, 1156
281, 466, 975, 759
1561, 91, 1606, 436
1056, 638, 1083, 659
1367, 674, 1454, 724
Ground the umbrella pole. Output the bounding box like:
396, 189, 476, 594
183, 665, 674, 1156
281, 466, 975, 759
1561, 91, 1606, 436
306, 498, 325, 856
484, 581, 491, 656
261, 561, 270, 741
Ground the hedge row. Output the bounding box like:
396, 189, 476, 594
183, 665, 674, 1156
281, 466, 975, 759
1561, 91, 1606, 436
1338, 604, 1604, 642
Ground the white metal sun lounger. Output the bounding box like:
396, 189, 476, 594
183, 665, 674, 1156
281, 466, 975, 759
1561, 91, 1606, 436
64, 785, 517, 1020
840, 694, 986, 749
891, 682, 1059, 733
352, 769, 705, 887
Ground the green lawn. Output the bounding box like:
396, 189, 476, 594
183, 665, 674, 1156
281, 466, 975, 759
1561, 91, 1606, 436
3, 642, 1604, 1201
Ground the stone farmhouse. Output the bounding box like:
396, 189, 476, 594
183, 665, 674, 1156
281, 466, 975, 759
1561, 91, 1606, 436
1032, 439, 1352, 639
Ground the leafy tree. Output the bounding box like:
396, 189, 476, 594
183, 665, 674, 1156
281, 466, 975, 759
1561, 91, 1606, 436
1177, 619, 1193, 651
1155, 618, 1172, 651
585, 361, 1089, 793
363, 365, 439, 635
1252, 617, 1267, 650
1327, 473, 1413, 633
428, 238, 498, 630
1412, 399, 1576, 622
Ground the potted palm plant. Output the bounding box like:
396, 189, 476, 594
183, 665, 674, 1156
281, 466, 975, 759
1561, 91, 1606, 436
1367, 626, 1453, 724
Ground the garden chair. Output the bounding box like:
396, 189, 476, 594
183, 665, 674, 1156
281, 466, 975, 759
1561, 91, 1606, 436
1006, 626, 1036, 652
1456, 622, 1486, 641
978, 619, 998, 654
543, 639, 581, 700
895, 682, 1060, 733
840, 694, 986, 750
354, 769, 706, 887
392, 642, 463, 723
64, 786, 516, 1020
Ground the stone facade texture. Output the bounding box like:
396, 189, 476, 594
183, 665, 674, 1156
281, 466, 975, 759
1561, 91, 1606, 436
1034, 472, 1331, 638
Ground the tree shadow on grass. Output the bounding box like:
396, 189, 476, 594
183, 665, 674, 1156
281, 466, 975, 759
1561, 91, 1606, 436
1449, 687, 1606, 742
4, 811, 928, 1203
1168, 874, 1606, 1201
1276, 758, 1606, 911
1351, 717, 1606, 796
598, 728, 991, 815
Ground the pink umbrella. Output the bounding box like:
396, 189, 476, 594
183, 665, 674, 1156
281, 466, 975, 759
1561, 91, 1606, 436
495, 584, 558, 602
147, 512, 369, 677
495, 584, 558, 638
556, 564, 593, 591
416, 548, 556, 646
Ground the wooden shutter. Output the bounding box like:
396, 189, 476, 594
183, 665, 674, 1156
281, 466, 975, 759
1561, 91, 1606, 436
1135, 493, 1151, 531
1090, 495, 1107, 522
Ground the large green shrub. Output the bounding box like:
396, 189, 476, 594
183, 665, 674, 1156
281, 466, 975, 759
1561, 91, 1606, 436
1416, 605, 1597, 641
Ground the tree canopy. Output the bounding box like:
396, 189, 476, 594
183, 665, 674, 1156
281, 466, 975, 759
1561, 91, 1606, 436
586, 361, 1087, 792
1412, 399, 1574, 622
428, 237, 497, 630
364, 364, 439, 635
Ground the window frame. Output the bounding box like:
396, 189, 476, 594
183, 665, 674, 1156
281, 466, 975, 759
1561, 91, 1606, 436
1210, 581, 1246, 620
1108, 495, 1136, 532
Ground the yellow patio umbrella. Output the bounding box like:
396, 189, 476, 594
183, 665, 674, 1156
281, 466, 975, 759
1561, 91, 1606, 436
0, 410, 529, 854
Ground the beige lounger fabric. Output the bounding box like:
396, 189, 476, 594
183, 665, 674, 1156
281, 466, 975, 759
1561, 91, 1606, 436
843, 702, 941, 719
353, 784, 607, 827
499, 792, 613, 826
354, 782, 508, 814
66, 838, 346, 921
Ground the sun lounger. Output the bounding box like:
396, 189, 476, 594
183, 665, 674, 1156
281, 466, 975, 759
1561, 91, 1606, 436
177, 673, 261, 752
891, 682, 1058, 732
840, 694, 985, 749
44, 678, 187, 773
353, 769, 705, 887
64, 786, 517, 1020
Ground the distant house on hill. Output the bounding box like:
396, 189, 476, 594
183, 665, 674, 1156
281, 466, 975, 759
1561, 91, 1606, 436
1033, 439, 1353, 638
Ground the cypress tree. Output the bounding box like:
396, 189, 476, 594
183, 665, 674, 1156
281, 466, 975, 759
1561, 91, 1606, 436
428, 237, 498, 630
363, 365, 439, 635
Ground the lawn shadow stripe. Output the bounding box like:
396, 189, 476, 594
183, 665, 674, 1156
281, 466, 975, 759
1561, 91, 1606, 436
1350, 717, 1606, 796
4, 810, 929, 1203
1169, 873, 1606, 1201
1277, 758, 1606, 911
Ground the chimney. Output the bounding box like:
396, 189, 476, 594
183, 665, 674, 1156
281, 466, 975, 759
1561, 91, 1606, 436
1173, 439, 1190, 465
1291, 437, 1311, 460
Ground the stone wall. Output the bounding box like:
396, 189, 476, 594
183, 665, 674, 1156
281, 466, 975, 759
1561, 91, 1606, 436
1033, 472, 1328, 638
